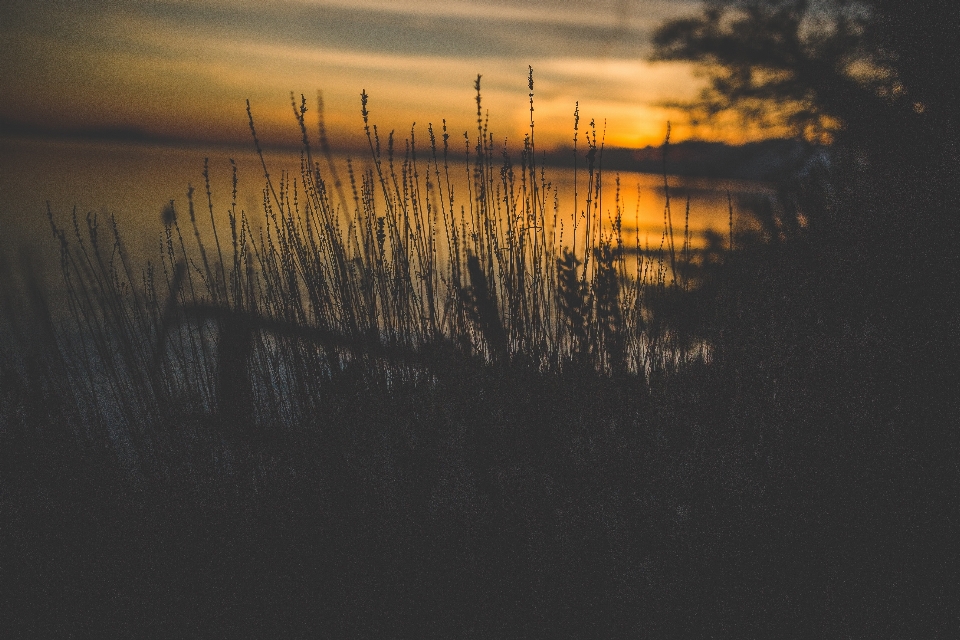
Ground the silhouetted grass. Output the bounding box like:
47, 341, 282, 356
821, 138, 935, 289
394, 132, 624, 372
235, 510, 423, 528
1, 72, 952, 638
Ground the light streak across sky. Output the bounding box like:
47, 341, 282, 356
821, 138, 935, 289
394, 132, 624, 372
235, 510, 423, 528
0, 0, 739, 149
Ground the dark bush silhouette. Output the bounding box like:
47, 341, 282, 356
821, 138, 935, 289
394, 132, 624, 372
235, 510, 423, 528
652, 0, 960, 440
652, 2, 959, 635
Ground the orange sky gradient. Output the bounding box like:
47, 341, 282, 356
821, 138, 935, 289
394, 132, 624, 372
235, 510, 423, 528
0, 0, 781, 151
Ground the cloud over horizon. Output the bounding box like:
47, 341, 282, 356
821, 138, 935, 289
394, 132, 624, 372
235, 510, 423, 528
1, 0, 731, 149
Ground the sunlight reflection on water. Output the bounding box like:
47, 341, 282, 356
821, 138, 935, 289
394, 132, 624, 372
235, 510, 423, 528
1, 134, 772, 271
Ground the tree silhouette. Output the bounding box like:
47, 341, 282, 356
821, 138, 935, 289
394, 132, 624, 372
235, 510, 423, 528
651, 0, 960, 350
651, 0, 959, 153
652, 7, 960, 614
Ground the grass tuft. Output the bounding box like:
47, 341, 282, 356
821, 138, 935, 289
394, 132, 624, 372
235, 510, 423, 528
1, 71, 947, 637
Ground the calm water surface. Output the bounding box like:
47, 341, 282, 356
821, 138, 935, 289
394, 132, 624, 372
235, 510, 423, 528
1, 135, 771, 269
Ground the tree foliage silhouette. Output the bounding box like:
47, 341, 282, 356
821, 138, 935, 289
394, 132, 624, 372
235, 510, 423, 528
651, 0, 959, 151
652, 1, 960, 542
650, 0, 960, 339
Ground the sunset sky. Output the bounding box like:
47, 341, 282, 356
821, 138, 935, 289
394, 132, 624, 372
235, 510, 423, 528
0, 0, 754, 151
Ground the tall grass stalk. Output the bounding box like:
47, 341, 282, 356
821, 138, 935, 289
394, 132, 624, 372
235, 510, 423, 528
3, 73, 828, 637
5, 75, 710, 476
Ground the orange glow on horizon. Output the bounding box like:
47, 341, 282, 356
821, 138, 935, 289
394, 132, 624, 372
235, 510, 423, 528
1, 1, 788, 152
